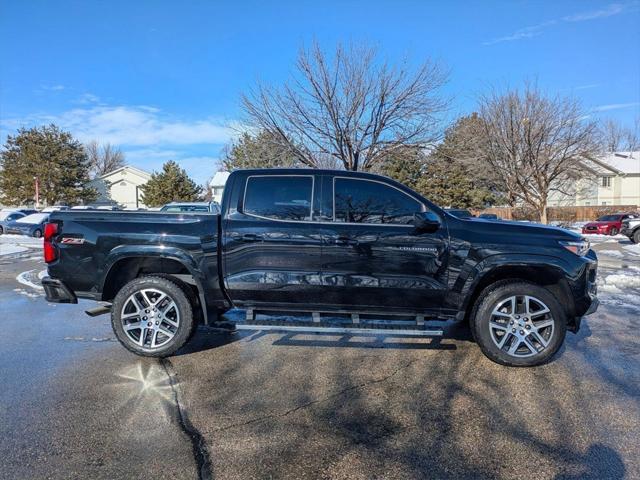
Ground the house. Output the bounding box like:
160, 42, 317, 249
548, 152, 640, 207
209, 171, 230, 203
88, 166, 152, 209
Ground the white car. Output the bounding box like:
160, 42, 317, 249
621, 217, 640, 243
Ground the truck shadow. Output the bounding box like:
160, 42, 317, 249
176, 318, 473, 355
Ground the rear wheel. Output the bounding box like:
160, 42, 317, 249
33, 229, 42, 238
609, 227, 618, 236
471, 281, 566, 367
111, 276, 195, 357
0, 226, 3, 234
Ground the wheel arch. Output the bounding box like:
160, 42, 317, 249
462, 262, 575, 324
100, 249, 210, 323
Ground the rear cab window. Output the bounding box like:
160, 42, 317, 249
243, 175, 314, 221
163, 205, 209, 213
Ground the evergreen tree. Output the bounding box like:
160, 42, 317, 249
415, 157, 496, 209
222, 130, 300, 171
0, 124, 97, 205
411, 115, 503, 209
141, 160, 202, 207
378, 146, 425, 190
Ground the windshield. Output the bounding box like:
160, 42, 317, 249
597, 215, 620, 222
0, 211, 18, 221
16, 213, 49, 224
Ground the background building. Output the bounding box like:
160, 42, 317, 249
209, 171, 230, 203
548, 152, 640, 207
88, 166, 151, 209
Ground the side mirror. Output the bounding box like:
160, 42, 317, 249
414, 211, 441, 233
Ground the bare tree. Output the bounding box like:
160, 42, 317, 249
86, 140, 126, 177
600, 117, 639, 152
241, 42, 449, 171
477, 84, 601, 224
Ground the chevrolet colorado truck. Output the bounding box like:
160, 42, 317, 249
42, 169, 599, 366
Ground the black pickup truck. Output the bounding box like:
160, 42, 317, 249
42, 168, 598, 366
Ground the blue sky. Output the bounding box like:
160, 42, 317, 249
1, 0, 639, 184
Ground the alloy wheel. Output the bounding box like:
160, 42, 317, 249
120, 288, 180, 349
488, 295, 555, 358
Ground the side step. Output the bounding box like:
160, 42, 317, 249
237, 308, 443, 337
235, 324, 443, 337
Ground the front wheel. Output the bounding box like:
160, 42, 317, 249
111, 276, 195, 357
33, 229, 42, 238
471, 282, 566, 367
633, 230, 640, 244
609, 227, 618, 236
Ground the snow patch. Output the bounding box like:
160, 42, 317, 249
597, 250, 624, 258
622, 244, 640, 257
598, 268, 640, 312
601, 273, 640, 292
0, 244, 28, 256
16, 270, 44, 290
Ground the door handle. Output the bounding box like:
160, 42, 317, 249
333, 236, 358, 246
241, 233, 263, 242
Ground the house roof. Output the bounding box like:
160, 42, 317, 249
99, 165, 152, 181
589, 152, 640, 175
210, 171, 230, 187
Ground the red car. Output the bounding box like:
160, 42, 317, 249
582, 213, 639, 236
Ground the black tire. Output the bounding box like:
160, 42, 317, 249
471, 281, 567, 367
33, 229, 42, 238
0, 226, 3, 235
633, 230, 640, 244
111, 276, 195, 357
609, 227, 618, 236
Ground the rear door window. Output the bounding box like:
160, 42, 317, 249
244, 175, 313, 221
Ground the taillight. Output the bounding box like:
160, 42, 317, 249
44, 222, 58, 263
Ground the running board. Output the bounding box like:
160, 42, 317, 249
235, 324, 443, 337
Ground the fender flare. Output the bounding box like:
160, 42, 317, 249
100, 245, 211, 323
458, 253, 575, 315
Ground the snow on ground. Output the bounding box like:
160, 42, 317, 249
622, 243, 640, 256
586, 235, 627, 244
0, 244, 28, 256
600, 273, 640, 292
598, 266, 640, 312
0, 234, 42, 257
598, 249, 624, 258
16, 269, 46, 291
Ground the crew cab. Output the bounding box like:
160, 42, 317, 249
42, 169, 599, 366
581, 213, 638, 236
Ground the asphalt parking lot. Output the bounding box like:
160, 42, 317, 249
0, 234, 639, 479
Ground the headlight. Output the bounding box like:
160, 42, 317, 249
559, 239, 590, 256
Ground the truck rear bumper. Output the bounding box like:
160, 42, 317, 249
42, 276, 77, 304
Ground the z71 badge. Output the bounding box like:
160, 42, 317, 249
61, 237, 85, 245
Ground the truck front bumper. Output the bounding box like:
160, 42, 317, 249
584, 295, 599, 315
42, 276, 77, 304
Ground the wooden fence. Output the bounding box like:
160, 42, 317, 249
475, 205, 639, 222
